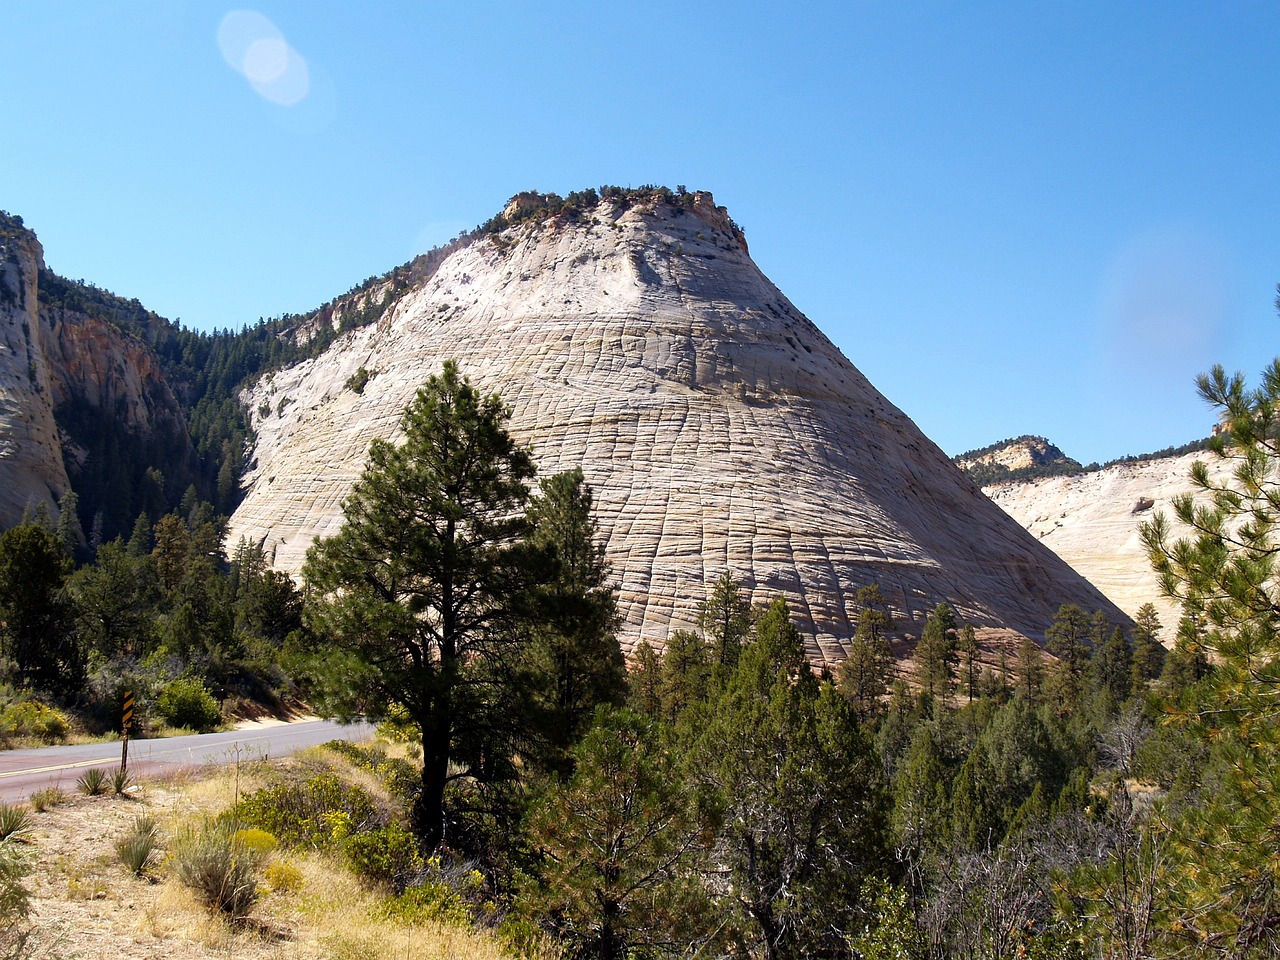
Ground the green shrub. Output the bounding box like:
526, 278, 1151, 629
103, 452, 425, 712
229, 773, 377, 849
384, 877, 470, 926
116, 814, 160, 876
0, 838, 32, 927
324, 740, 419, 805
111, 766, 132, 796
172, 822, 261, 919
344, 823, 424, 891
76, 768, 106, 796
156, 678, 222, 733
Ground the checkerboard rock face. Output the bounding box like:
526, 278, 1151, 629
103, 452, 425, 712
227, 193, 1126, 663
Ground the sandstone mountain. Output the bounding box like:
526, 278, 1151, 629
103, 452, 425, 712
983, 449, 1232, 639
225, 189, 1127, 662
0, 213, 198, 541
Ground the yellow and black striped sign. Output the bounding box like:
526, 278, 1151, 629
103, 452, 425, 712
122, 690, 134, 734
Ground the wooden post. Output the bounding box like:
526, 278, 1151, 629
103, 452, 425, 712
120, 689, 134, 775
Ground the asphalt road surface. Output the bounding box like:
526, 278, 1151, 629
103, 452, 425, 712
0, 718, 376, 802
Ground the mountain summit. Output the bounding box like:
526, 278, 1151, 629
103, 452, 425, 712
226, 189, 1124, 660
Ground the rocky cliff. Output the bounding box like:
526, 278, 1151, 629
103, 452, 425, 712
0, 213, 195, 537
0, 218, 73, 523
226, 190, 1127, 661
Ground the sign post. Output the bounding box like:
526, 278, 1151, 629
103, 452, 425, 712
120, 689, 134, 775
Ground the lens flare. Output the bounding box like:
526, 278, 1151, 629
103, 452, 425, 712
217, 9, 311, 107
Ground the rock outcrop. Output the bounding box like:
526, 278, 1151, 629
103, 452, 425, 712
0, 213, 195, 536
983, 451, 1233, 638
0, 218, 73, 523
227, 191, 1128, 661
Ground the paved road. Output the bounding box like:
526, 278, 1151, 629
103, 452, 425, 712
0, 718, 376, 802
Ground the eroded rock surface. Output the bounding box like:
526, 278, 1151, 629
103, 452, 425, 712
227, 193, 1127, 661
0, 224, 72, 522
984, 452, 1232, 639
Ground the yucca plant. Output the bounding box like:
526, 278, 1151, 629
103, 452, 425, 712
0, 803, 30, 842
116, 814, 160, 876
111, 766, 131, 796
76, 767, 107, 796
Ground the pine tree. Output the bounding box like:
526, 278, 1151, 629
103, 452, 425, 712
1130, 602, 1166, 686
0, 524, 79, 693
699, 571, 751, 674
521, 468, 626, 774
302, 361, 540, 849
1045, 604, 1092, 708
691, 598, 890, 959
837, 583, 896, 720
959, 623, 980, 703
1016, 636, 1045, 702
627, 639, 662, 719
916, 603, 958, 700
658, 629, 709, 722
1139, 358, 1280, 950
525, 707, 716, 960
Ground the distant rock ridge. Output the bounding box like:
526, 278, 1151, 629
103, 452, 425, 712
226, 189, 1129, 661
954, 436, 1082, 486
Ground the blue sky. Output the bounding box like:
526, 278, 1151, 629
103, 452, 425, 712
3, 2, 1277, 464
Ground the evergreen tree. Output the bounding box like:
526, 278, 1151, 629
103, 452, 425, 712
1045, 604, 1092, 708
1015, 635, 1045, 702
1092, 626, 1134, 703
658, 629, 709, 722
837, 583, 896, 721
1130, 602, 1166, 686
1140, 358, 1280, 951
959, 623, 980, 703
302, 361, 541, 849
837, 634, 894, 722
521, 468, 626, 774
67, 538, 159, 659
626, 639, 662, 719
699, 571, 752, 674
0, 524, 79, 694
690, 598, 890, 959
525, 707, 716, 960
916, 603, 958, 699
893, 724, 950, 876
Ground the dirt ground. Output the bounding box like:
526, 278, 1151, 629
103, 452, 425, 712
9, 768, 526, 960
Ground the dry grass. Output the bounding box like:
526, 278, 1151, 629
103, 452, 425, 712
12, 748, 549, 960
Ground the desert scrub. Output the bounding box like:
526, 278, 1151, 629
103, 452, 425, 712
155, 677, 222, 733
264, 858, 304, 893
172, 821, 263, 920
29, 787, 64, 811
324, 739, 419, 805
116, 814, 161, 876
227, 773, 378, 849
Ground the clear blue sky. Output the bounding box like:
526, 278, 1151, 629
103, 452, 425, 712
4, 2, 1277, 464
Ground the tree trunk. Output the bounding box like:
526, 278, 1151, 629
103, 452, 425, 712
414, 708, 451, 850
